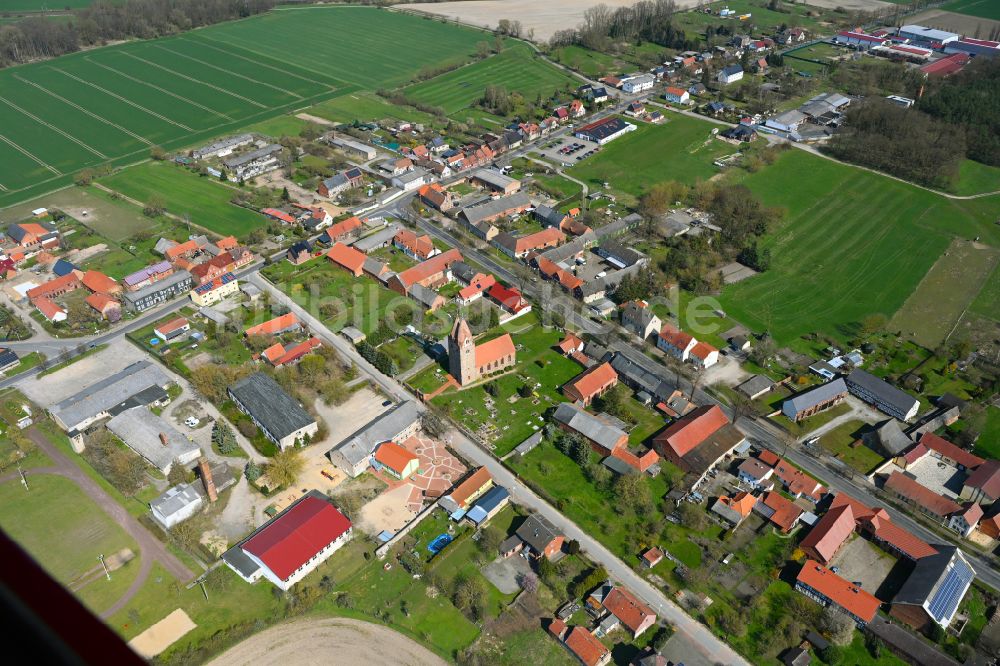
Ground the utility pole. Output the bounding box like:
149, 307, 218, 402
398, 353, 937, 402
98, 554, 111, 581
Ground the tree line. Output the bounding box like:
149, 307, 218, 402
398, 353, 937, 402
551, 0, 700, 53
0, 0, 274, 68
918, 58, 1000, 168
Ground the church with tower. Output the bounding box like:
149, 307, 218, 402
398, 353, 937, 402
448, 318, 516, 386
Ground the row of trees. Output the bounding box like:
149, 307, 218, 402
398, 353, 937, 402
919, 58, 1000, 168
0, 0, 274, 68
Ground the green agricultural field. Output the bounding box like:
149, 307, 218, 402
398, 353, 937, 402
99, 161, 267, 238
0, 6, 486, 207
720, 149, 1000, 346
969, 263, 999, 321
404, 44, 579, 115
307, 92, 438, 126
0, 474, 137, 584
549, 45, 630, 78
942, 0, 1000, 20
569, 115, 738, 200
889, 239, 999, 347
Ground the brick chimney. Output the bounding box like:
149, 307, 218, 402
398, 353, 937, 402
198, 458, 217, 503
159, 432, 168, 447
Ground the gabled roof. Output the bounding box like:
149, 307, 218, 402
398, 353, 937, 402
784, 378, 847, 414
228, 373, 314, 441
658, 322, 694, 350
85, 292, 119, 313
800, 503, 854, 563
244, 312, 299, 337
919, 432, 983, 470
326, 242, 366, 274
34, 297, 65, 321
475, 333, 515, 368
654, 404, 729, 458
602, 587, 655, 634
242, 494, 351, 581
564, 362, 618, 402
761, 491, 803, 532
689, 341, 717, 361
893, 545, 974, 626
447, 468, 493, 509
564, 626, 610, 666
516, 514, 561, 553
394, 228, 435, 258
373, 441, 418, 475
885, 471, 961, 518
394, 249, 462, 289
963, 459, 1000, 499
797, 560, 880, 623
553, 402, 627, 452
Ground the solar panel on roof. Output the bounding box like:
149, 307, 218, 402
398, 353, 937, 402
928, 558, 974, 622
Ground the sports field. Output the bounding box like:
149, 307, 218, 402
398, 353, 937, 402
0, 6, 485, 207
719, 149, 1000, 346
403, 44, 579, 115
99, 162, 266, 238
942, 0, 1000, 20
569, 115, 738, 198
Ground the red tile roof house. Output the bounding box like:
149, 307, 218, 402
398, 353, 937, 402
154, 317, 190, 341
603, 586, 657, 638
642, 547, 664, 568
656, 322, 697, 361
372, 441, 420, 480
326, 242, 367, 277
882, 471, 982, 537
563, 626, 611, 666
712, 491, 756, 526
652, 405, 746, 485
457, 273, 495, 305
387, 249, 463, 295
563, 361, 618, 407
223, 491, 352, 591
556, 332, 585, 356
34, 297, 66, 323
393, 229, 439, 261
918, 432, 984, 472
487, 282, 531, 316
772, 458, 826, 502
795, 559, 881, 627
493, 227, 566, 260
325, 216, 364, 244
261, 337, 322, 368
85, 293, 121, 321
756, 491, 803, 533
244, 312, 301, 338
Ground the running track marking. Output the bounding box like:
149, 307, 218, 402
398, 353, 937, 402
152, 44, 304, 100
179, 37, 338, 91
0, 95, 106, 159
50, 67, 195, 132
191, 34, 352, 88
0, 134, 61, 176
121, 51, 268, 110
14, 75, 153, 147
85, 55, 234, 122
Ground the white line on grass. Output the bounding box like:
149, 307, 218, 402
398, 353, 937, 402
0, 134, 61, 176
0, 182, 8, 192
179, 37, 337, 91
191, 34, 349, 87
50, 66, 195, 132
120, 51, 268, 109
0, 95, 107, 159
85, 56, 234, 122
152, 44, 303, 100
14, 75, 153, 147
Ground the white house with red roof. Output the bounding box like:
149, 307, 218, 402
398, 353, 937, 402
223, 491, 352, 590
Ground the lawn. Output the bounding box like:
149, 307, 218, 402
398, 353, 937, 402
404, 44, 579, 115
549, 45, 629, 79
888, 239, 999, 348
510, 440, 679, 557
673, 0, 831, 35
99, 161, 267, 238
770, 401, 853, 438
818, 419, 885, 474
569, 115, 738, 201
0, 185, 158, 242
426, 313, 586, 455
239, 114, 311, 139
0, 474, 137, 584
262, 258, 408, 336
0, 6, 488, 206
969, 261, 999, 321
307, 92, 437, 126
972, 406, 1000, 459
954, 159, 1000, 196
719, 149, 1000, 346
942, 0, 1000, 20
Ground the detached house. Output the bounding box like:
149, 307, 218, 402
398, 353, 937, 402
718, 64, 744, 84
563, 362, 618, 407
657, 322, 696, 360
620, 300, 661, 340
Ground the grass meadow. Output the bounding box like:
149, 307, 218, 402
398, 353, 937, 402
0, 6, 486, 206
942, 0, 1000, 20
99, 161, 268, 237
569, 115, 737, 200
719, 149, 1000, 345
404, 44, 579, 115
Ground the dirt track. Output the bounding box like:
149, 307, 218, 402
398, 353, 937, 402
207, 618, 446, 666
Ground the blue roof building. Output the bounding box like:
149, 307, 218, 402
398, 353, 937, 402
466, 485, 510, 526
